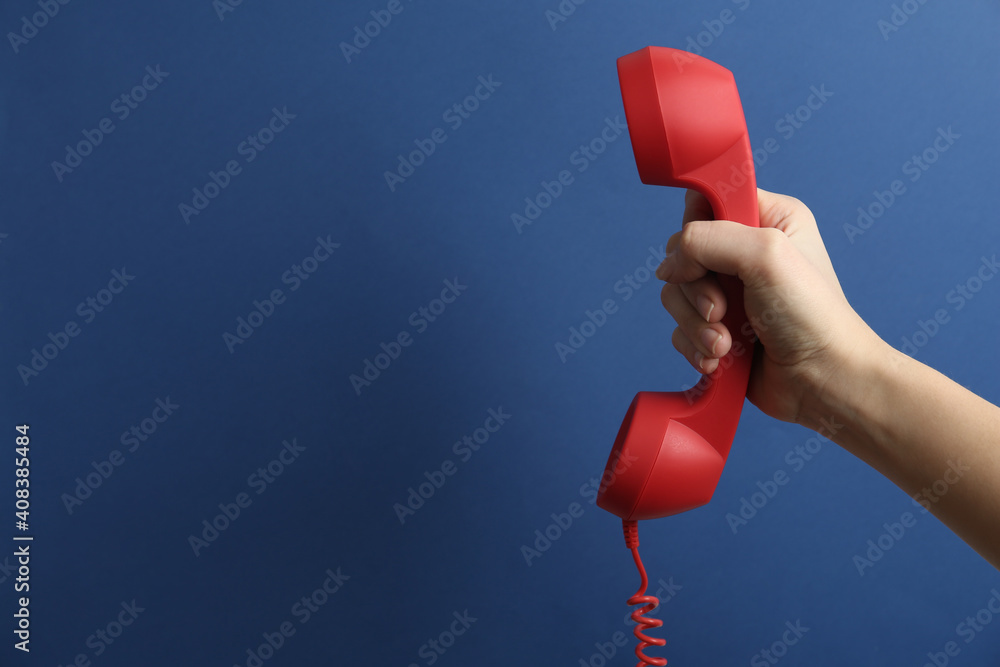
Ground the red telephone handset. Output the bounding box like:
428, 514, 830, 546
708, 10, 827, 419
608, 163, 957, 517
598, 46, 760, 521
599, 45, 761, 666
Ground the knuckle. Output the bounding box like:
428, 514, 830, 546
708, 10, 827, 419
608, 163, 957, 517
775, 193, 816, 222
677, 220, 707, 253
758, 225, 786, 250
757, 227, 788, 262
660, 282, 683, 312
664, 229, 683, 254
670, 327, 687, 352
660, 282, 674, 308
745, 227, 788, 284
782, 194, 807, 213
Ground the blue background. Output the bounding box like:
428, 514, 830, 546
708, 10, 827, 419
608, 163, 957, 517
2, 0, 999, 665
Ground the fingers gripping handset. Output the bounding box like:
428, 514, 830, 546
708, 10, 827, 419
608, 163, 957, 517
597, 47, 760, 521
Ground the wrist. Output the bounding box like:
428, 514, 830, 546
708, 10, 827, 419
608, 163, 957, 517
795, 324, 900, 457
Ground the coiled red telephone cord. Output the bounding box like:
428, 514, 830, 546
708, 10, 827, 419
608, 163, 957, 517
622, 519, 667, 666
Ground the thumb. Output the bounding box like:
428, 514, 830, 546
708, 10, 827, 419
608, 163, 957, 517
655, 219, 785, 287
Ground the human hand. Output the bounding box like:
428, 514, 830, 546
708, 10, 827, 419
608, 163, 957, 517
655, 188, 884, 425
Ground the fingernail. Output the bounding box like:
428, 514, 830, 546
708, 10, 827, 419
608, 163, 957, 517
697, 295, 714, 321
700, 328, 721, 356
695, 351, 705, 371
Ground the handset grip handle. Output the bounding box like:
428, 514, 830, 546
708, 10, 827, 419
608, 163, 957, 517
673, 136, 759, 464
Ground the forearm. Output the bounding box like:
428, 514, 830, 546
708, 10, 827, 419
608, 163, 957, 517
799, 335, 1000, 568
